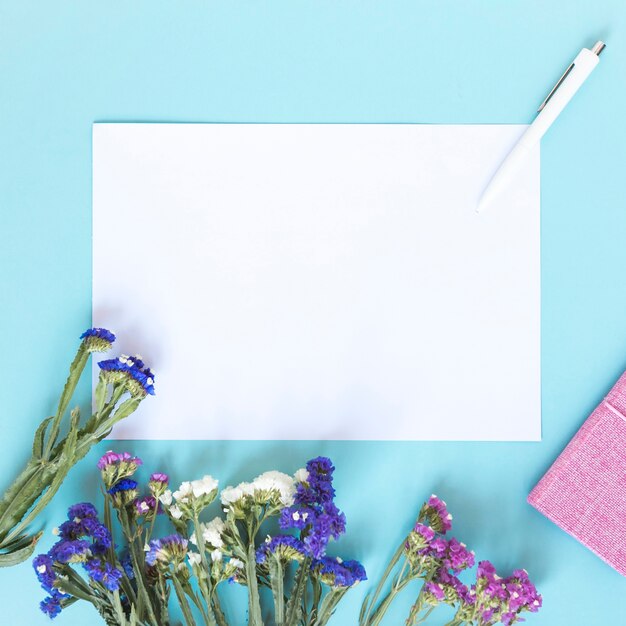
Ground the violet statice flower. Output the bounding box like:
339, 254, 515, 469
312, 556, 367, 588
97, 451, 142, 489
424, 580, 446, 602
83, 559, 123, 592
80, 328, 116, 353
420, 494, 453, 534
134, 495, 161, 517
279, 456, 346, 559
256, 535, 308, 565
98, 355, 155, 397
469, 561, 542, 626
149, 472, 169, 497
440, 537, 475, 574
145, 534, 188, 568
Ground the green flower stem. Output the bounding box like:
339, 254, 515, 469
192, 512, 219, 626
365, 577, 412, 626
268, 555, 285, 625
171, 573, 197, 626
212, 595, 228, 626
245, 524, 263, 626
361, 538, 408, 626
120, 508, 160, 626
312, 587, 349, 626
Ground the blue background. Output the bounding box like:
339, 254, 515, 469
1, 1, 625, 624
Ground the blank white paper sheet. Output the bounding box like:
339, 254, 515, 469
93, 123, 540, 441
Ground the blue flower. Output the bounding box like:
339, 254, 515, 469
58, 504, 111, 554
107, 478, 138, 495
80, 328, 116, 353
33, 554, 56, 592
98, 356, 155, 396
279, 456, 346, 559
49, 539, 91, 564
145, 534, 188, 568
256, 535, 307, 564
120, 553, 135, 580
313, 556, 367, 587
83, 559, 123, 592
40, 590, 64, 619
107, 478, 139, 508
67, 502, 99, 521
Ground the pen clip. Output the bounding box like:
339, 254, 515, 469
537, 62, 575, 112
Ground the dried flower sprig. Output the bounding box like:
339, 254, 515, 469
0, 328, 153, 567
359, 496, 542, 626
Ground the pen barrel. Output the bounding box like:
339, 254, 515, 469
527, 48, 600, 143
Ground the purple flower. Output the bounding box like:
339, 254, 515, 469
148, 472, 169, 497
97, 451, 143, 471
312, 556, 367, 587
134, 495, 161, 517
97, 451, 142, 489
421, 495, 453, 534
424, 581, 446, 601
442, 537, 475, 574
98, 356, 155, 396
83, 559, 123, 592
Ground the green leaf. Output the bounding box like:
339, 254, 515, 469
284, 558, 312, 626
0, 531, 42, 567
2, 410, 80, 544
32, 416, 54, 459
94, 375, 108, 415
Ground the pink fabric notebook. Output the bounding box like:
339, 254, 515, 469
528, 371, 626, 575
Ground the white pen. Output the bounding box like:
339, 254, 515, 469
477, 40, 605, 213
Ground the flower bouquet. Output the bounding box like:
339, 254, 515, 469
0, 328, 542, 625
33, 452, 542, 626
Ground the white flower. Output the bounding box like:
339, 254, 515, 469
188, 552, 201, 566
173, 481, 193, 503
191, 475, 219, 498
189, 517, 225, 549
230, 558, 244, 569
36, 564, 47, 574
252, 471, 296, 506
211, 549, 222, 562
203, 517, 225, 548
294, 468, 309, 483
159, 490, 173, 506
221, 484, 245, 505
170, 505, 183, 520
52, 527, 59, 536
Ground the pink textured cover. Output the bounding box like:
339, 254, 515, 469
528, 371, 626, 576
